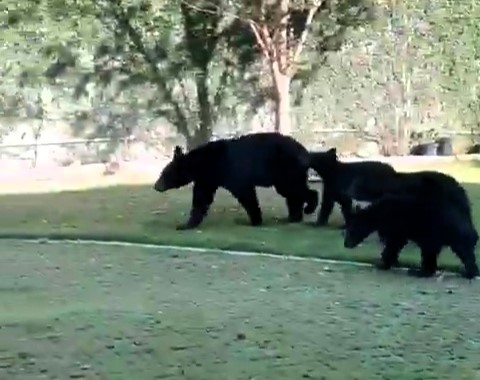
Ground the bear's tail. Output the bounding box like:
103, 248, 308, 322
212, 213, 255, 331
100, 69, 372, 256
304, 188, 319, 215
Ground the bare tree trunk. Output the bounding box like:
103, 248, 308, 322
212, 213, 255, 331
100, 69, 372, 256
190, 72, 213, 149
398, 9, 413, 155
272, 67, 291, 134
196, 73, 213, 135
274, 0, 291, 135
187, 131, 209, 151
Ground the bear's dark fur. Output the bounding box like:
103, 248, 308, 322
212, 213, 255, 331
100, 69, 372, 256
349, 170, 474, 221
344, 178, 479, 279
309, 148, 397, 226
153, 132, 318, 230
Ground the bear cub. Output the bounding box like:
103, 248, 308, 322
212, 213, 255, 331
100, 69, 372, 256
343, 188, 479, 279
309, 147, 396, 227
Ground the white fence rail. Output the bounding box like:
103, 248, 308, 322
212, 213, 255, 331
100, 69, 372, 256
0, 131, 478, 171
0, 137, 133, 150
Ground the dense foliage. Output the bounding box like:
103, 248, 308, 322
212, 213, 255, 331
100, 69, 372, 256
1, 0, 479, 152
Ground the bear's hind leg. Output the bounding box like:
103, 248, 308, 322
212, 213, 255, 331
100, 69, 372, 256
231, 187, 263, 226
408, 246, 441, 277
273, 182, 305, 223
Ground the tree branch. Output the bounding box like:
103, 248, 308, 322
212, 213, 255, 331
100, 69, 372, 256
248, 21, 271, 60
213, 68, 231, 112
277, 0, 290, 75
107, 0, 191, 140
178, 78, 193, 112
289, 2, 322, 76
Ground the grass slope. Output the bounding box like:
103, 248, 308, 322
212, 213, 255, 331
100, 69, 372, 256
0, 161, 479, 273
1, 241, 479, 379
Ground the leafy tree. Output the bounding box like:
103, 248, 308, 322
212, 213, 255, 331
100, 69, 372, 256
360, 0, 437, 153
0, 0, 96, 143
207, 0, 376, 134
429, 0, 480, 135
41, 0, 266, 150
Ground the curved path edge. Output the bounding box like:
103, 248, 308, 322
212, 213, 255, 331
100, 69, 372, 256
0, 235, 469, 279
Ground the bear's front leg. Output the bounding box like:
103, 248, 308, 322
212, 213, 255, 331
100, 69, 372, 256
177, 183, 217, 230
303, 188, 319, 215
376, 238, 408, 270
316, 186, 335, 226
338, 196, 353, 226
453, 246, 480, 279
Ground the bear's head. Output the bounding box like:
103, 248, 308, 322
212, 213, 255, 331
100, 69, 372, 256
343, 204, 375, 249
309, 147, 338, 178
153, 146, 193, 192
346, 176, 385, 201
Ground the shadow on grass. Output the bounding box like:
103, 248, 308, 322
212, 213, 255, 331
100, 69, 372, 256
0, 175, 479, 277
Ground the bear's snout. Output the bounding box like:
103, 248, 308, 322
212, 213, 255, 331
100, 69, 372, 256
153, 181, 166, 192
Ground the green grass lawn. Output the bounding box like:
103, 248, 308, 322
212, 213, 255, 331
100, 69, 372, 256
1, 240, 479, 380
0, 161, 479, 274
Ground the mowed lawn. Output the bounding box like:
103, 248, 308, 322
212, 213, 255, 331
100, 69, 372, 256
0, 160, 479, 273
0, 240, 480, 380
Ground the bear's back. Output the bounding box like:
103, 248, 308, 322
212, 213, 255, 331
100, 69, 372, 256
373, 185, 474, 247
336, 161, 396, 197
392, 171, 472, 218
221, 133, 309, 187
361, 195, 442, 246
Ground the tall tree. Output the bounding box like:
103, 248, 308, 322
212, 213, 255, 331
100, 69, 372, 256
206, 0, 375, 134
40, 0, 264, 150
430, 0, 480, 134
0, 0, 83, 143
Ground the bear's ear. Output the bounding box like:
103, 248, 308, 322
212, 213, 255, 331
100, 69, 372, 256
173, 146, 184, 159
351, 203, 363, 214
327, 147, 337, 157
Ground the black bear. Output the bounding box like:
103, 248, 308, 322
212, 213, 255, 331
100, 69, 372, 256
153, 132, 318, 230
309, 148, 397, 227
343, 177, 479, 279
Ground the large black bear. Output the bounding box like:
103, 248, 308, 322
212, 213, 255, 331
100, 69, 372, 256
343, 177, 479, 279
309, 148, 397, 227
153, 132, 319, 230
